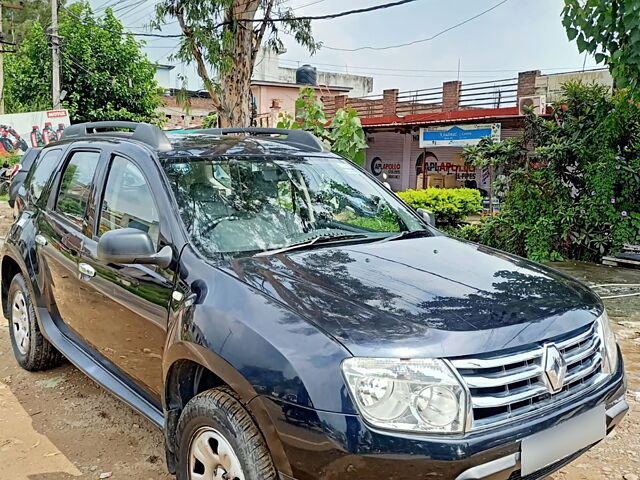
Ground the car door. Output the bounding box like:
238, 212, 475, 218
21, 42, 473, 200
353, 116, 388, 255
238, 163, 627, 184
36, 149, 103, 341
75, 152, 174, 399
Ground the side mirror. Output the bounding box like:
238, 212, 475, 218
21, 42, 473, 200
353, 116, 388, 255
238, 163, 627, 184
417, 208, 436, 227
97, 228, 172, 268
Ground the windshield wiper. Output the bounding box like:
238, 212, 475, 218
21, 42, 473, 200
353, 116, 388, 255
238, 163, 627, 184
254, 233, 368, 257
378, 229, 430, 243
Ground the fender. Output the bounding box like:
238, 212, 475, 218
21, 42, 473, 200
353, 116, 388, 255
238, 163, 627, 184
163, 340, 293, 477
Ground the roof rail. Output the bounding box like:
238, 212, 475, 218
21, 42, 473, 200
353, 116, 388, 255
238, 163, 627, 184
199, 127, 329, 153
61, 121, 172, 152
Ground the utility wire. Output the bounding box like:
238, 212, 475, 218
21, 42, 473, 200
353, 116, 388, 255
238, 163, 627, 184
63, 0, 419, 39
322, 0, 511, 51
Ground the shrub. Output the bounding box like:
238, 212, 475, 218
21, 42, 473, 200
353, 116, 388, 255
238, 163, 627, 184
461, 82, 640, 262
397, 188, 482, 227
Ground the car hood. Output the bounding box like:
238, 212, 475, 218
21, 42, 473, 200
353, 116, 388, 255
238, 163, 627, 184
224, 236, 602, 358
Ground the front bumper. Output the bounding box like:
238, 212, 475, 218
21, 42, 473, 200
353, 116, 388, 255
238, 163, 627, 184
260, 351, 627, 480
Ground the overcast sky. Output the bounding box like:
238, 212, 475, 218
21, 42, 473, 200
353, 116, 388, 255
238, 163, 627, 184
108, 0, 601, 94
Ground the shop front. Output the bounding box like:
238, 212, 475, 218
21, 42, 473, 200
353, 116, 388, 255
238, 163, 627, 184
364, 112, 522, 193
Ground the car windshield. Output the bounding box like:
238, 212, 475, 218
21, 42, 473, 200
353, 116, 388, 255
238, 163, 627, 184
165, 155, 429, 256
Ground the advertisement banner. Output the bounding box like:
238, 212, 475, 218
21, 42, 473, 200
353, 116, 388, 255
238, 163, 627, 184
419, 123, 501, 147
0, 109, 71, 156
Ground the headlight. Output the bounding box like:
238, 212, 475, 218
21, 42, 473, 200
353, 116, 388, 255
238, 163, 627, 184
596, 311, 619, 375
341, 358, 468, 434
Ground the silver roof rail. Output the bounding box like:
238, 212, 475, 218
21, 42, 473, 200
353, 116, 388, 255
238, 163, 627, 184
198, 127, 329, 153
61, 121, 172, 152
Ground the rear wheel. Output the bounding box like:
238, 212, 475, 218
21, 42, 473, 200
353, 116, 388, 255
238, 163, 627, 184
7, 273, 61, 371
175, 386, 277, 480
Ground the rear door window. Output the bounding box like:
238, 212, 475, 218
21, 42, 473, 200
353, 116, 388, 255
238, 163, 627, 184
26, 148, 63, 202
55, 151, 101, 228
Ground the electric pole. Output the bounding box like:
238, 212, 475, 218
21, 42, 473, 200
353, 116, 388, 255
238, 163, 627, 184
51, 0, 60, 109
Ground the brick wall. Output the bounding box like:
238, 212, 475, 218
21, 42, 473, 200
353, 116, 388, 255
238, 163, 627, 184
517, 70, 541, 99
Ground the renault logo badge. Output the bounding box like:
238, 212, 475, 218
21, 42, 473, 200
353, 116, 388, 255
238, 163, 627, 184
542, 344, 567, 393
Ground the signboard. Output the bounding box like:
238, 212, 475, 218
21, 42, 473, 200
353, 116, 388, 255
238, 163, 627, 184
0, 109, 71, 156
370, 156, 401, 180
419, 123, 501, 148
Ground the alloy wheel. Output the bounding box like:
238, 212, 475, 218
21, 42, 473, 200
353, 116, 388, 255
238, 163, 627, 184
11, 291, 30, 355
189, 426, 245, 480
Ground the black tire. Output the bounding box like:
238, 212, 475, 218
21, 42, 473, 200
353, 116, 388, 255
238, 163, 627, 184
175, 386, 277, 480
7, 273, 62, 371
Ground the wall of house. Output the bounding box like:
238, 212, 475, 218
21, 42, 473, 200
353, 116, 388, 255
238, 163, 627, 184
535, 69, 613, 102
252, 47, 373, 98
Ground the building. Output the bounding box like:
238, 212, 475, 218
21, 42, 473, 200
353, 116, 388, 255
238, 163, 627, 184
321, 68, 611, 192
155, 48, 374, 130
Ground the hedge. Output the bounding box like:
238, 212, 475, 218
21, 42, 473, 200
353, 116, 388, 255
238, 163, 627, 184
397, 188, 482, 227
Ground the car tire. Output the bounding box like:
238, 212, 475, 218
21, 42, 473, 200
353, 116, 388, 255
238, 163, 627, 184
7, 273, 62, 371
175, 386, 277, 480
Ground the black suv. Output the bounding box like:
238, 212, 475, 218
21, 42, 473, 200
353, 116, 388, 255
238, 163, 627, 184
2, 122, 627, 480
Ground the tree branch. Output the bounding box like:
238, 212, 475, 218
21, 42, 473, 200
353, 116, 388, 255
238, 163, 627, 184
175, 3, 221, 110
252, 0, 274, 62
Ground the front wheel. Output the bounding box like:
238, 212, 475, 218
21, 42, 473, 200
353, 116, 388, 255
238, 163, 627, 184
175, 386, 277, 480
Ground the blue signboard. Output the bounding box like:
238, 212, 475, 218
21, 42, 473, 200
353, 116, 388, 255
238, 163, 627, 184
419, 123, 501, 147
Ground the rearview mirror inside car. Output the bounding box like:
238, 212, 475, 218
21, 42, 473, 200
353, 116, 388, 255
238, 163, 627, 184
97, 228, 172, 268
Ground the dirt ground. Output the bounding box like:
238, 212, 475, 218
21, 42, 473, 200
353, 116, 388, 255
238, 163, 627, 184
0, 204, 638, 480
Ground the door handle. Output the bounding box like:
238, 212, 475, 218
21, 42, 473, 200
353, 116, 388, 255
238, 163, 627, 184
35, 235, 47, 246
78, 263, 96, 278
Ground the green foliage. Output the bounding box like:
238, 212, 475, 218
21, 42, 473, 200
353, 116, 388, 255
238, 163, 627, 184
5, 2, 162, 123
2, 0, 54, 47
460, 82, 640, 262
562, 0, 640, 98
277, 87, 368, 165
201, 112, 219, 128
396, 188, 482, 227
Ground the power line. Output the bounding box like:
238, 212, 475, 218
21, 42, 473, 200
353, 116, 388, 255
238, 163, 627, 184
322, 0, 511, 51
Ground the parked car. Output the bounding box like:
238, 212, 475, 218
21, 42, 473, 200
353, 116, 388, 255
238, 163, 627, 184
1, 122, 627, 480
8, 147, 41, 209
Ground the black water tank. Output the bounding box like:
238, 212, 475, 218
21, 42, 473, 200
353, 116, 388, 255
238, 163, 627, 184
296, 64, 317, 86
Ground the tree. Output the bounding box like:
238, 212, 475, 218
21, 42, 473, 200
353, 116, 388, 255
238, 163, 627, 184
562, 0, 640, 96
154, 0, 318, 127
5, 2, 162, 123
3, 0, 54, 47
276, 87, 368, 166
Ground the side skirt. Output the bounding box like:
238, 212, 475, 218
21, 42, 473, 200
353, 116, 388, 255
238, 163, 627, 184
37, 307, 165, 428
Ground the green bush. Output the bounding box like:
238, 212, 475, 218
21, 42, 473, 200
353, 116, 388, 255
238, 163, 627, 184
397, 188, 482, 227
461, 82, 640, 262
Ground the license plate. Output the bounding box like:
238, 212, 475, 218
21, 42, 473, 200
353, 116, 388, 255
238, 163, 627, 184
520, 405, 606, 476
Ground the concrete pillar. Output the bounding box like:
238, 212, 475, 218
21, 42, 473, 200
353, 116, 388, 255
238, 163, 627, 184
443, 81, 462, 111
383, 89, 398, 116
401, 132, 412, 191
517, 70, 541, 99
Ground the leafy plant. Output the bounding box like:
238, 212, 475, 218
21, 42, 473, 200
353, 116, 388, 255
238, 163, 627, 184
562, 0, 640, 98
459, 82, 640, 262
396, 188, 482, 227
277, 87, 368, 165
5, 2, 162, 123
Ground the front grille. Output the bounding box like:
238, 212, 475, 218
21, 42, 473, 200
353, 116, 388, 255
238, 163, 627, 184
450, 321, 605, 430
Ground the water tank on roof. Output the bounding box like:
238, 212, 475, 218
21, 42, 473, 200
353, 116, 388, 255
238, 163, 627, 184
296, 64, 317, 86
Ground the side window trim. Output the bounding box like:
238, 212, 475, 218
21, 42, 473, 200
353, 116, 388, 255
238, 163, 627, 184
48, 148, 103, 234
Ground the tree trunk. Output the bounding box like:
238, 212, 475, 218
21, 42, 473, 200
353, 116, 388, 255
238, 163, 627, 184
217, 1, 262, 127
